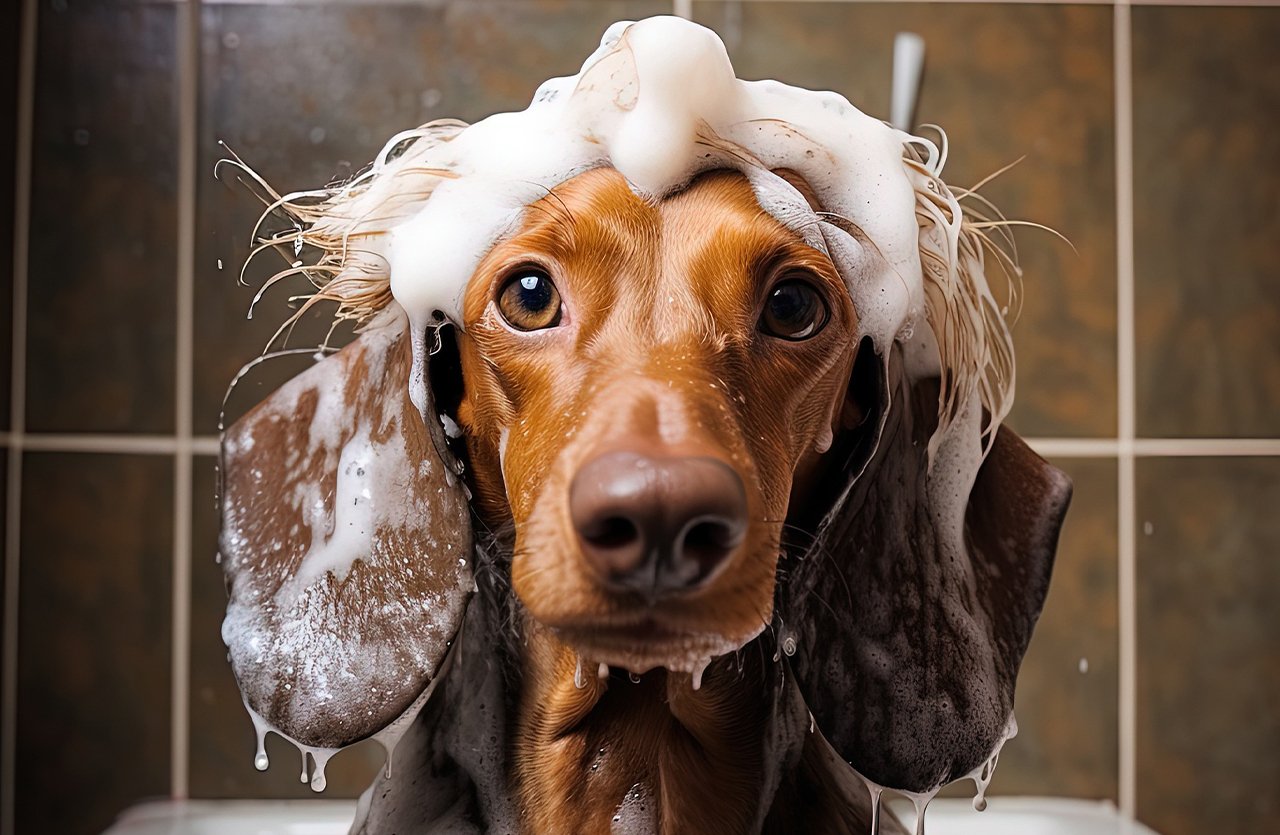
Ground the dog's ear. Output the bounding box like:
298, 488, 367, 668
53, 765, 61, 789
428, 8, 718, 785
219, 311, 472, 750
783, 351, 1071, 794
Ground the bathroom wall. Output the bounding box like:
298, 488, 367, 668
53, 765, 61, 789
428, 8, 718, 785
1, 1, 1276, 834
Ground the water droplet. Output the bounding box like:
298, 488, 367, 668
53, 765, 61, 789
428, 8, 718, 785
628, 671, 641, 684
1078, 657, 1089, 674
253, 752, 268, 771
691, 658, 709, 691
573, 656, 586, 689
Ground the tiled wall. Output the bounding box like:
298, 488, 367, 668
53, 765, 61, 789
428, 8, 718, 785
1, 2, 1276, 834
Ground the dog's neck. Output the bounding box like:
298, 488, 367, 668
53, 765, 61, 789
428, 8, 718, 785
511, 616, 794, 834
349, 581, 881, 835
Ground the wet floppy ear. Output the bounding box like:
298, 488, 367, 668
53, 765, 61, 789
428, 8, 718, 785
219, 311, 472, 750
783, 354, 1071, 794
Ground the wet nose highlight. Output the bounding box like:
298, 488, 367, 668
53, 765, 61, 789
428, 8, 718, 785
569, 450, 748, 598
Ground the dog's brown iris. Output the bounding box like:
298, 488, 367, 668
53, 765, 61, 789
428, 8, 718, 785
760, 276, 828, 341
498, 268, 563, 330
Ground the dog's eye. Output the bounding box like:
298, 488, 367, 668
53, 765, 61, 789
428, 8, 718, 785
760, 277, 828, 341
497, 268, 562, 331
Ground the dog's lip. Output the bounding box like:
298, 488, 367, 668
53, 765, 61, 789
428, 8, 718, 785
552, 618, 757, 674
558, 618, 686, 644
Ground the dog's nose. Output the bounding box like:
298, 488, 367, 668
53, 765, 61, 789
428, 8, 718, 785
570, 451, 748, 598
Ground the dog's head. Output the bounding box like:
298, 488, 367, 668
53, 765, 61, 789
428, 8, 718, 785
455, 167, 856, 674
218, 17, 1069, 796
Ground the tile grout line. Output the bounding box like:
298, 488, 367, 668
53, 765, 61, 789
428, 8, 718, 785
171, 0, 200, 802
0, 433, 189, 454
1, 0, 37, 831
2, 431, 1280, 458
1114, 0, 1138, 820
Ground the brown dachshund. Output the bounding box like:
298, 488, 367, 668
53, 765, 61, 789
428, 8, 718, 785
218, 162, 1069, 834
215, 17, 1069, 835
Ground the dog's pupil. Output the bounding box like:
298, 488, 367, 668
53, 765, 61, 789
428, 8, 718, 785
770, 284, 815, 328
518, 274, 551, 311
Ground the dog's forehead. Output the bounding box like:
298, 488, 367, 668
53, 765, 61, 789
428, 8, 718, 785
462, 168, 826, 314
531, 167, 808, 252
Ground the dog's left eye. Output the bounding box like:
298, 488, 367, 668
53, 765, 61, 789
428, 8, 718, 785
760, 276, 829, 341
497, 268, 563, 331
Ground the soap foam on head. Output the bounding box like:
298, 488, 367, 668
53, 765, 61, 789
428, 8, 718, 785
386, 16, 924, 339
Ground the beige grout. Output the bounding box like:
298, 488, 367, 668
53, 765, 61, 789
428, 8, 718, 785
1114, 0, 1138, 820
1, 1, 37, 831
2, 431, 1280, 459
1131, 438, 1280, 456
0, 433, 185, 454
170, 0, 200, 802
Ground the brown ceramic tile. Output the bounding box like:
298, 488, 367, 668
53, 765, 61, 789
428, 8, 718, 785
15, 453, 172, 835
195, 0, 667, 434
993, 457, 1118, 799
935, 456, 1117, 801
24, 0, 178, 434
0, 1, 21, 431
1133, 8, 1280, 439
1135, 458, 1280, 834
188, 455, 384, 798
694, 2, 1117, 438
0, 450, 5, 659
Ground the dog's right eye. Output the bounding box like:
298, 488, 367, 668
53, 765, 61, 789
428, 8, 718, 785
497, 268, 563, 331
759, 276, 829, 341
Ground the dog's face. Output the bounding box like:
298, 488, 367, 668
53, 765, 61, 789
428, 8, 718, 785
455, 167, 857, 672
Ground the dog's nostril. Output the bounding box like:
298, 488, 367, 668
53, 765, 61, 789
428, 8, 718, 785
683, 519, 736, 556
587, 516, 640, 549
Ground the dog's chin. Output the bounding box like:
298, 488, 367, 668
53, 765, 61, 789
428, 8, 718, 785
553, 620, 764, 675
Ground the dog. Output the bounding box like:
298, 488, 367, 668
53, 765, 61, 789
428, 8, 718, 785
217, 17, 1070, 835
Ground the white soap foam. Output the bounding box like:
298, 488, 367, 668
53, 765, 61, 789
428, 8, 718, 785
379, 17, 923, 345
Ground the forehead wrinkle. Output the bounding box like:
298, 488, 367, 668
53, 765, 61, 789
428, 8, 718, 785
655, 176, 804, 344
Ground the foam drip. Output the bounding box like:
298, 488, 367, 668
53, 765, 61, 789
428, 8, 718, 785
242, 660, 442, 792
690, 657, 710, 691
851, 712, 1017, 834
